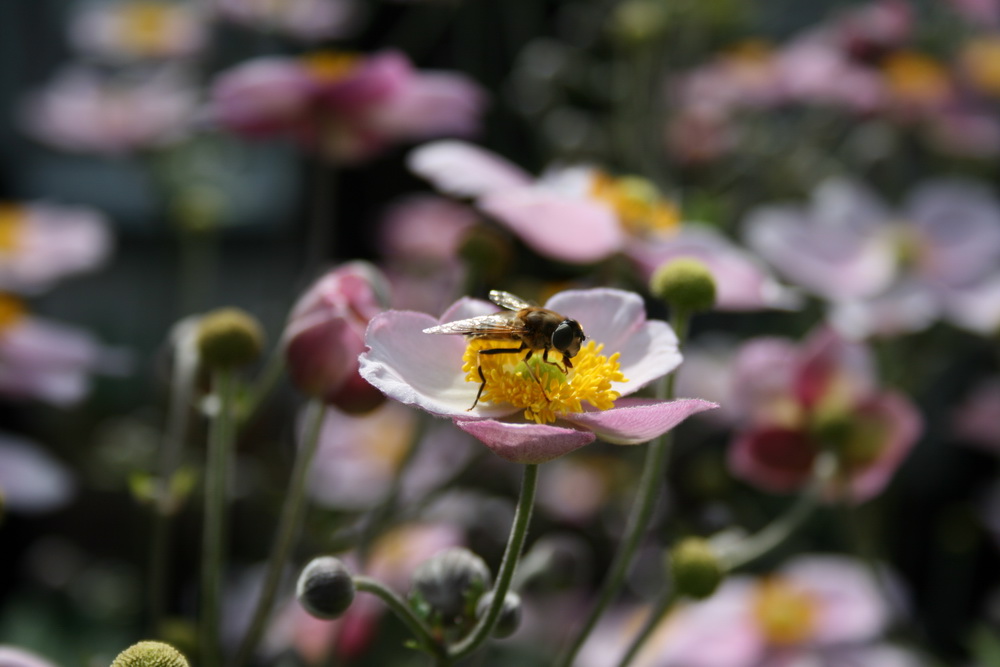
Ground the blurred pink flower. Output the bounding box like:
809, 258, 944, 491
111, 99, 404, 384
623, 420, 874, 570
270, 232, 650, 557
69, 0, 206, 62
0, 434, 75, 514
580, 554, 908, 667
0, 202, 112, 294
0, 647, 60, 667
830, 0, 913, 59
377, 194, 476, 264
408, 141, 686, 264
627, 225, 800, 311
214, 0, 358, 41
725, 328, 921, 502
744, 177, 1000, 337
21, 66, 196, 155
0, 299, 129, 406
953, 378, 1000, 452
208, 51, 485, 163
306, 401, 474, 511
358, 288, 716, 463
283, 261, 390, 412
948, 0, 1000, 25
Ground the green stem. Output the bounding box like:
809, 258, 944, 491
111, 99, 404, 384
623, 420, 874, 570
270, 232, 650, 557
554, 311, 687, 667
201, 369, 238, 667
717, 452, 836, 571
232, 400, 328, 667
616, 590, 677, 667
149, 321, 200, 633
353, 575, 447, 662
448, 463, 539, 662
237, 349, 285, 430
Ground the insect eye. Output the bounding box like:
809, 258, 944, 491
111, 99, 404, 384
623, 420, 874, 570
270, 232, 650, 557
551, 319, 583, 356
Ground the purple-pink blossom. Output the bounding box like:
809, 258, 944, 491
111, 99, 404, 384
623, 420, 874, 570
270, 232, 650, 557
358, 288, 717, 463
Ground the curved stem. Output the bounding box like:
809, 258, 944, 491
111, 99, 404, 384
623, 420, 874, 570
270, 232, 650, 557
353, 575, 447, 662
717, 452, 837, 571
238, 349, 285, 430
554, 312, 687, 667
200, 369, 238, 667
233, 400, 328, 667
448, 463, 539, 662
616, 590, 677, 667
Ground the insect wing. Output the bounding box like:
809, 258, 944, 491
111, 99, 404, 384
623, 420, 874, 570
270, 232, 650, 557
423, 312, 523, 336
489, 290, 534, 312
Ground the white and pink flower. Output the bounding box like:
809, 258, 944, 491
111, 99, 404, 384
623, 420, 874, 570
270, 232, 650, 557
358, 288, 716, 464
214, 0, 358, 41
0, 202, 112, 294
208, 51, 485, 163
69, 0, 207, 62
0, 433, 75, 514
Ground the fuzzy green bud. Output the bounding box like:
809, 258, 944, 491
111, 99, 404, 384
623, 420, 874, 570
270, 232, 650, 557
669, 537, 724, 600
195, 308, 265, 369
475, 590, 523, 638
110, 641, 190, 667
297, 556, 356, 620
650, 258, 717, 312
410, 547, 492, 621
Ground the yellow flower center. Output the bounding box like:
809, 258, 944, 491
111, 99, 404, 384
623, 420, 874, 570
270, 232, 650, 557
962, 37, 1000, 97
882, 51, 950, 105
301, 51, 360, 82
752, 578, 818, 646
462, 339, 627, 425
590, 172, 680, 238
0, 294, 26, 331
119, 2, 177, 56
0, 204, 24, 253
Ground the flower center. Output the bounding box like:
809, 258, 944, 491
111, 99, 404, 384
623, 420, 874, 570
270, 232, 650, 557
301, 51, 360, 83
882, 51, 950, 105
119, 2, 177, 56
0, 204, 24, 253
462, 339, 627, 425
590, 172, 680, 238
962, 37, 1000, 97
0, 294, 26, 331
752, 578, 818, 646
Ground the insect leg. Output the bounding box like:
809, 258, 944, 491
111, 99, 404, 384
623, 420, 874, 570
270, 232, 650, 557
469, 345, 525, 410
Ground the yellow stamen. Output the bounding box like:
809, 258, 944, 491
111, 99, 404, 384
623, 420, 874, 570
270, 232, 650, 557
0, 294, 26, 331
590, 172, 680, 238
0, 204, 23, 253
752, 578, 817, 646
301, 51, 360, 82
118, 2, 177, 57
882, 51, 950, 105
962, 37, 1000, 97
462, 339, 627, 425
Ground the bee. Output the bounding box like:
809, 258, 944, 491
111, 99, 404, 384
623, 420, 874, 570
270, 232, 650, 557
423, 290, 587, 409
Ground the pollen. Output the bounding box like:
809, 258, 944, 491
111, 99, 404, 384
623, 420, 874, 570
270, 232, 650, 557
462, 339, 627, 424
752, 578, 817, 646
590, 172, 680, 238
0, 205, 23, 253
119, 2, 175, 57
0, 294, 26, 331
301, 51, 360, 82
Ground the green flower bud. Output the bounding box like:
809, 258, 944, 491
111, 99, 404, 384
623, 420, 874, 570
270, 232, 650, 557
475, 590, 523, 638
612, 0, 669, 45
195, 308, 265, 369
669, 537, 724, 600
297, 556, 356, 620
410, 548, 492, 621
649, 258, 717, 312
110, 641, 190, 667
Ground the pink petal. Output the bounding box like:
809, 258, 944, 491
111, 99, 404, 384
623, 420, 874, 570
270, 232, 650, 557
358, 310, 514, 419
840, 391, 922, 503
407, 140, 532, 198
942, 272, 1000, 335
454, 419, 595, 463
563, 397, 718, 445
0, 647, 60, 667
0, 433, 75, 513
546, 288, 681, 395
728, 426, 818, 493
479, 188, 623, 264
373, 71, 485, 140
781, 555, 891, 644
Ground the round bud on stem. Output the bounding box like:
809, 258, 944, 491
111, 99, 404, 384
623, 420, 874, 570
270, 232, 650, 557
196, 308, 265, 369
669, 537, 725, 600
475, 590, 523, 638
297, 556, 356, 620
110, 641, 190, 667
410, 547, 492, 621
650, 258, 717, 313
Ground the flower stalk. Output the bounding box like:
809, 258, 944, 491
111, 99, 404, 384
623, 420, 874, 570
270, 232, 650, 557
200, 369, 238, 667
353, 575, 447, 662
233, 400, 328, 667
